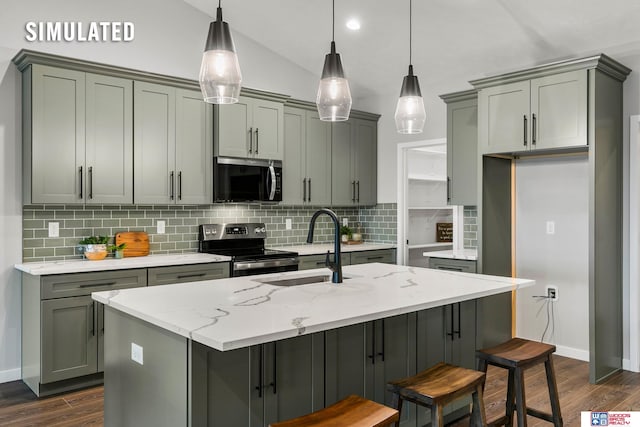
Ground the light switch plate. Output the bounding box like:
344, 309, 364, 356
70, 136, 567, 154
342, 218, 348, 226
157, 220, 166, 234
48, 222, 59, 238
546, 221, 555, 235
131, 342, 143, 365
285, 218, 292, 230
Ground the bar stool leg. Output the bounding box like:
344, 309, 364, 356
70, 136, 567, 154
544, 357, 563, 427
514, 368, 528, 427
431, 403, 444, 427
471, 384, 488, 427
505, 368, 516, 427
390, 392, 403, 427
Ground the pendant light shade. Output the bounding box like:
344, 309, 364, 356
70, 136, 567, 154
316, 1, 352, 122
199, 1, 242, 104
395, 0, 426, 134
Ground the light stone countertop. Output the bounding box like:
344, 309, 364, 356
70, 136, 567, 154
423, 249, 478, 261
270, 242, 396, 256
92, 262, 533, 352
15, 253, 231, 276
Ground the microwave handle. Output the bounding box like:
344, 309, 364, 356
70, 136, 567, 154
268, 165, 277, 201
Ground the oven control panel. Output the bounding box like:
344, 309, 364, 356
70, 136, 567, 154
199, 223, 267, 240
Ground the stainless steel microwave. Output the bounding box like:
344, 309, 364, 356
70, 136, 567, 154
214, 157, 282, 202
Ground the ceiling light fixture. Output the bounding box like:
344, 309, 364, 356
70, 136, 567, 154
346, 19, 361, 31
199, 0, 242, 104
316, 0, 352, 122
395, 0, 426, 134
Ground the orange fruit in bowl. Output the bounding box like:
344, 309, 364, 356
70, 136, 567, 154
85, 251, 108, 261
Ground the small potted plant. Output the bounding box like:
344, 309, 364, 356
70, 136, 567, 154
108, 243, 127, 259
78, 236, 109, 260
340, 225, 352, 243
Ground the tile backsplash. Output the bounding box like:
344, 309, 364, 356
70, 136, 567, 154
22, 203, 397, 262
463, 206, 478, 249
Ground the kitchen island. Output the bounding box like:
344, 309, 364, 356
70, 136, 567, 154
93, 263, 533, 427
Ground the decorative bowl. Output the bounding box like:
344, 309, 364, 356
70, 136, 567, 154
81, 244, 108, 261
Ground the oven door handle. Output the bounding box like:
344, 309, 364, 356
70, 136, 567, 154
268, 164, 277, 201
234, 258, 299, 271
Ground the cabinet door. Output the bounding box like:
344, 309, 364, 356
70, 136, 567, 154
478, 80, 530, 154
205, 345, 263, 427
447, 97, 478, 206
97, 302, 105, 373
175, 88, 213, 204
331, 120, 355, 205
373, 315, 417, 427
324, 323, 375, 405
134, 81, 175, 204
305, 112, 332, 205
416, 307, 446, 426
531, 70, 587, 150
445, 301, 477, 369
216, 97, 251, 158
263, 334, 325, 426
252, 98, 284, 160
354, 119, 377, 206
85, 73, 133, 204
41, 296, 97, 383
30, 65, 85, 204
283, 108, 306, 204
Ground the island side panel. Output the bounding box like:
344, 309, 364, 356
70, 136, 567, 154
104, 306, 188, 427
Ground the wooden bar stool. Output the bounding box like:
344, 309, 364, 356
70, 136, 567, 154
269, 395, 399, 427
476, 338, 563, 427
387, 362, 487, 427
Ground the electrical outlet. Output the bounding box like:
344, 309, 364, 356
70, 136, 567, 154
546, 285, 558, 301
131, 342, 144, 365
342, 218, 348, 226
157, 220, 165, 234
285, 218, 292, 230
48, 222, 59, 238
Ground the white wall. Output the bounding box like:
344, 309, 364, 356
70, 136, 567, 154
514, 156, 590, 360
0, 0, 323, 383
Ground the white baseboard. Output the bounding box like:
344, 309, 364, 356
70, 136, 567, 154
552, 344, 589, 362
623, 358, 639, 372
0, 368, 20, 384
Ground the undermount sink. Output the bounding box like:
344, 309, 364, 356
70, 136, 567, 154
259, 274, 350, 287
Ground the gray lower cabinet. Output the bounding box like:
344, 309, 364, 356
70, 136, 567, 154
147, 263, 230, 286
195, 334, 324, 427
22, 269, 147, 396
298, 253, 351, 271
325, 314, 416, 426
350, 249, 396, 265
428, 257, 477, 273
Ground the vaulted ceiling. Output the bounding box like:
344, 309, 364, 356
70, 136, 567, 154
184, 0, 640, 104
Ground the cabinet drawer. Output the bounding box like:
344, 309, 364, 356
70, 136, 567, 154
41, 269, 147, 299
428, 258, 477, 273
147, 263, 230, 286
298, 253, 351, 271
349, 249, 396, 265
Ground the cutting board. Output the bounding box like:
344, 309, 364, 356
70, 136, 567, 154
115, 231, 150, 257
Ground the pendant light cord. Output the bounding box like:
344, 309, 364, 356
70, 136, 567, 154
409, 0, 412, 66
332, 0, 335, 42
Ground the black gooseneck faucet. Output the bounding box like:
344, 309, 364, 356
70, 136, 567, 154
307, 208, 343, 284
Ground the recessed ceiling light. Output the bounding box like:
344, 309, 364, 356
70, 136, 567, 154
346, 19, 361, 31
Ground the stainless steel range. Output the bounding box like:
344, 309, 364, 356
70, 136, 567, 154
198, 223, 299, 276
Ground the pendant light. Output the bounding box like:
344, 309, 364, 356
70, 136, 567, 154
395, 0, 426, 134
316, 0, 352, 122
199, 0, 242, 104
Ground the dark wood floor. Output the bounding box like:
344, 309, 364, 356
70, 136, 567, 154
0, 355, 639, 426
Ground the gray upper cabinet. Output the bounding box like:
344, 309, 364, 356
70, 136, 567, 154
477, 70, 587, 154
216, 96, 284, 160
283, 107, 331, 205
441, 90, 478, 206
24, 65, 133, 204
134, 82, 212, 204
332, 118, 378, 206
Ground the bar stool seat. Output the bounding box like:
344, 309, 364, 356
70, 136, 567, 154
387, 362, 487, 427
476, 338, 563, 427
269, 395, 399, 427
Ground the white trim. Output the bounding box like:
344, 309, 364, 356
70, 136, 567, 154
396, 138, 447, 266
554, 344, 589, 362
629, 115, 640, 372
0, 368, 21, 384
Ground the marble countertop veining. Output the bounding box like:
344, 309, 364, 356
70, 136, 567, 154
92, 263, 533, 352
423, 249, 478, 260
15, 253, 231, 276
269, 242, 396, 256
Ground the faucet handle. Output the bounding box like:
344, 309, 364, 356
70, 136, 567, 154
325, 250, 334, 270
